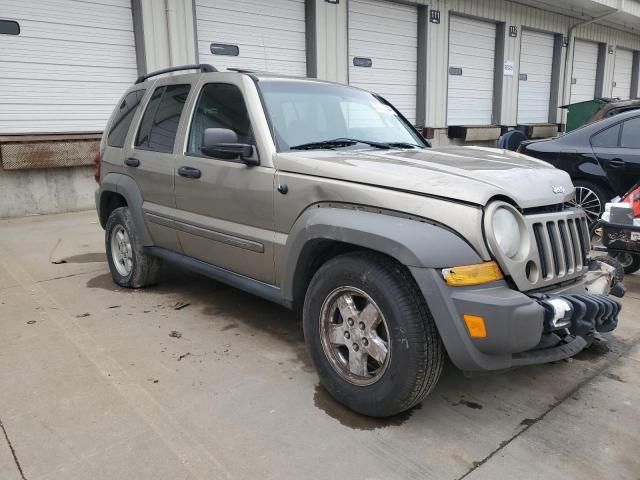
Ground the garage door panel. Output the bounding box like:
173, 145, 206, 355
348, 0, 417, 124
349, 29, 417, 47
0, 0, 138, 134
196, 0, 306, 76
569, 39, 599, 104
348, 0, 416, 21
447, 16, 496, 126
4, 0, 134, 30
196, 9, 304, 32
517, 30, 554, 124
613, 48, 633, 99
198, 0, 304, 20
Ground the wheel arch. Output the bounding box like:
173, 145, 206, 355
281, 206, 483, 308
97, 173, 153, 246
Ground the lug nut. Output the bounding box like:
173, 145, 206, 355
352, 343, 359, 352
362, 338, 369, 346
358, 321, 365, 330
344, 331, 350, 339
347, 318, 354, 326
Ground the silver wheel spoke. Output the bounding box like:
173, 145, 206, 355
365, 334, 388, 364
336, 294, 358, 322
348, 350, 367, 376
359, 302, 380, 329
327, 324, 347, 345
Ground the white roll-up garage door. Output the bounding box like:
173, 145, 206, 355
348, 0, 417, 124
195, 0, 306, 77
447, 16, 496, 126
570, 39, 599, 104
517, 30, 555, 124
612, 48, 634, 99
0, 0, 138, 134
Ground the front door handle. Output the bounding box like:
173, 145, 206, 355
125, 157, 140, 167
178, 166, 202, 179
608, 158, 626, 168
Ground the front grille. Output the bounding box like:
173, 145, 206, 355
530, 215, 590, 282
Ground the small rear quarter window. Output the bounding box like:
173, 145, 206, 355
107, 90, 146, 148
591, 124, 620, 148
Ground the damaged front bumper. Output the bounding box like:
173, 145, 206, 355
410, 261, 623, 372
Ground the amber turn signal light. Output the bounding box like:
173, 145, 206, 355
442, 261, 504, 287
463, 314, 487, 339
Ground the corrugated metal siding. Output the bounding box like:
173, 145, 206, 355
0, 0, 138, 134
517, 30, 555, 124
348, 0, 418, 123
420, 0, 640, 128
194, 0, 306, 76
612, 47, 634, 99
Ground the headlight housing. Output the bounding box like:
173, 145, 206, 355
484, 202, 528, 261
492, 207, 521, 258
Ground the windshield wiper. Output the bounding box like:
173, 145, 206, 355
384, 142, 425, 149
290, 138, 391, 150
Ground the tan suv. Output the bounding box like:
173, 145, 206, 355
96, 64, 623, 417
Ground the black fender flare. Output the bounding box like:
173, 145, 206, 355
98, 173, 153, 246
280, 206, 482, 302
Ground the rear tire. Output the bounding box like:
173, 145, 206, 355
105, 207, 161, 288
303, 251, 444, 417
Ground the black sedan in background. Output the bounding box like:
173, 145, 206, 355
519, 109, 640, 224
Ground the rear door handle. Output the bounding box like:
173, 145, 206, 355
178, 166, 201, 179
125, 157, 140, 167
608, 158, 626, 168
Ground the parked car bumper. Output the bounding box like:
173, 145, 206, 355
411, 267, 620, 372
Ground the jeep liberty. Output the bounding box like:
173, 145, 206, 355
95, 64, 623, 417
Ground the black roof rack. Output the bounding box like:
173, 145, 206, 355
226, 67, 256, 73
135, 64, 217, 84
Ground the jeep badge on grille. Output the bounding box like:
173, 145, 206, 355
552, 185, 566, 194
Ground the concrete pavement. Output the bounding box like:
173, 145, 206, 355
1, 210, 639, 480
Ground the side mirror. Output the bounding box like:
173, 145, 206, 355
201, 128, 258, 165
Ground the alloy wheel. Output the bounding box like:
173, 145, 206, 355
110, 225, 133, 277
573, 186, 603, 225
319, 286, 391, 386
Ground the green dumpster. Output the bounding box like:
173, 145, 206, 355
560, 98, 608, 132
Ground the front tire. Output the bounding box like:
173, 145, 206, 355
105, 207, 161, 288
609, 252, 640, 275
303, 251, 444, 417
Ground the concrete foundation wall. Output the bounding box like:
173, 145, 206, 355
0, 166, 95, 219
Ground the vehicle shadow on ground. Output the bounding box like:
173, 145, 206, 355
86, 263, 627, 430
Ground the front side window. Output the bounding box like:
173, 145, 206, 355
620, 117, 640, 148
257, 80, 426, 151
135, 84, 191, 153
187, 83, 253, 155
107, 89, 145, 148
591, 124, 620, 148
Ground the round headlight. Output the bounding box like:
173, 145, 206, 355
492, 207, 521, 258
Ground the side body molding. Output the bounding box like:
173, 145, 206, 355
280, 206, 482, 302
97, 173, 154, 246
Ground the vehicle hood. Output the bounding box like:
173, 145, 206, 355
275, 146, 575, 208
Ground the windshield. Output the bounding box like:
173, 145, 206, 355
257, 80, 427, 151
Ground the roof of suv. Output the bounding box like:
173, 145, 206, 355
134, 63, 341, 87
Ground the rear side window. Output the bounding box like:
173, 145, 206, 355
107, 90, 146, 148
620, 117, 640, 148
135, 84, 191, 153
591, 124, 620, 148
